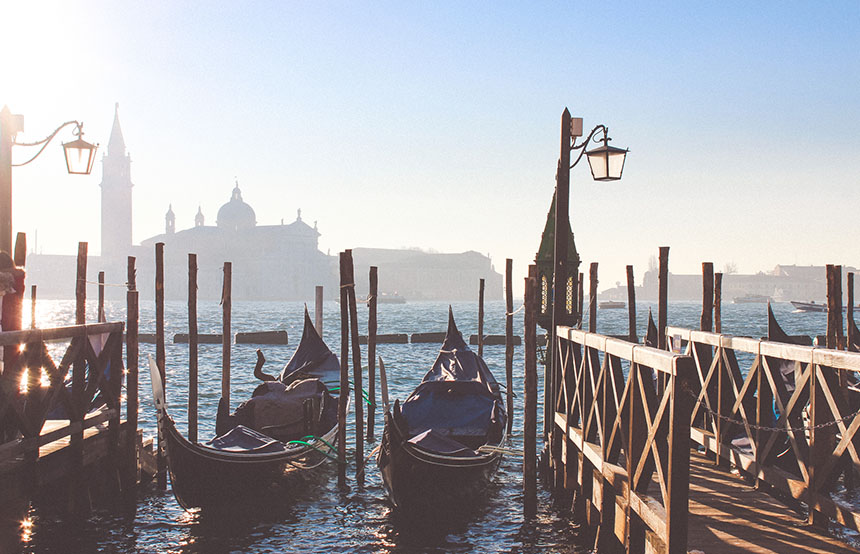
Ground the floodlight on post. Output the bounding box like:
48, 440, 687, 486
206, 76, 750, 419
0, 105, 98, 255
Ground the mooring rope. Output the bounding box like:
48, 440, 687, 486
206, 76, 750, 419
77, 278, 130, 288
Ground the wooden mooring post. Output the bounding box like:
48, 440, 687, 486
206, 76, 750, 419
626, 265, 636, 342
505, 259, 514, 434
221, 262, 232, 411
849, 272, 856, 352
155, 242, 166, 488
125, 256, 140, 487
30, 284, 36, 329
658, 246, 669, 351
588, 263, 598, 333
523, 265, 538, 514
478, 278, 485, 357
98, 270, 106, 323
367, 266, 378, 441
337, 252, 350, 489
714, 272, 723, 334
188, 253, 199, 444
70, 241, 88, 511
701, 262, 714, 332
315, 285, 324, 335
344, 250, 364, 485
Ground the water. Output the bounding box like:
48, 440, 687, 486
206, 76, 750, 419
7, 299, 833, 553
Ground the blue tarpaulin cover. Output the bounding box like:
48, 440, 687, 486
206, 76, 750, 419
399, 308, 506, 448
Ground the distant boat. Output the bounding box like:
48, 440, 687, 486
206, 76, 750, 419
363, 293, 407, 305
790, 301, 826, 313
732, 294, 771, 304
598, 300, 625, 309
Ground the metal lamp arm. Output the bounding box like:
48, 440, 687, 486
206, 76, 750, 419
11, 120, 83, 167
569, 124, 607, 169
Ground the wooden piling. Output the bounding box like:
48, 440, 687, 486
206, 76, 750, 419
505, 259, 514, 435
98, 270, 106, 323
588, 263, 598, 333
125, 256, 140, 487
128, 256, 137, 290
658, 247, 669, 350
478, 278, 485, 357
315, 285, 324, 335
577, 272, 584, 329
75, 242, 87, 325
344, 250, 364, 485
155, 242, 166, 488
30, 284, 36, 329
626, 265, 637, 342
701, 262, 714, 332
714, 272, 723, 334
524, 265, 538, 514
221, 262, 232, 409
809, 264, 841, 526
71, 242, 87, 511
849, 273, 856, 352
188, 253, 199, 444
367, 266, 378, 441
337, 252, 350, 488
826, 264, 845, 350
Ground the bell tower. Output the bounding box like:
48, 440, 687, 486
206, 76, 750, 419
99, 103, 133, 257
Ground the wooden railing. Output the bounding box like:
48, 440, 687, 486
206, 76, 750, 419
667, 326, 860, 530
0, 323, 125, 482
550, 325, 696, 554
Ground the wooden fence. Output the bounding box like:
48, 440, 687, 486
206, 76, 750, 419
0, 322, 131, 498
550, 325, 696, 553
667, 325, 860, 530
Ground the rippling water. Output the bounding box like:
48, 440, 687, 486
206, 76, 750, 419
6, 299, 833, 553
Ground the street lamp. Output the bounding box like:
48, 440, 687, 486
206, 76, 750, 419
0, 105, 98, 255
542, 107, 627, 438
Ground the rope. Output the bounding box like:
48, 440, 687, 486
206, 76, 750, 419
77, 278, 130, 288
689, 391, 860, 433
505, 304, 525, 316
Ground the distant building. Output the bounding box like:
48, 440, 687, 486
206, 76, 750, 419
351, 248, 502, 301
100, 103, 134, 259
140, 183, 333, 300
26, 105, 503, 302
599, 264, 858, 303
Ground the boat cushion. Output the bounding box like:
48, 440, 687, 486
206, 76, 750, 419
204, 425, 287, 453
407, 429, 479, 457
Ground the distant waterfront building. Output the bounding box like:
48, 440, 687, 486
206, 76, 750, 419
351, 248, 503, 301
599, 264, 858, 303
27, 104, 503, 302
140, 183, 333, 300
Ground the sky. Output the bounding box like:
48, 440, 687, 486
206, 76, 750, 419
4, 1, 859, 292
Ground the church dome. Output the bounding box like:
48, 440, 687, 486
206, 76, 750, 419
217, 183, 256, 231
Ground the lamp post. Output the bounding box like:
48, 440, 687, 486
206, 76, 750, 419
546, 107, 627, 439
0, 105, 98, 255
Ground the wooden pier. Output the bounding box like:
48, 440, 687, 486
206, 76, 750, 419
536, 258, 860, 553
0, 246, 154, 513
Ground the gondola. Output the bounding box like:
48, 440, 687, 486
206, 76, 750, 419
377, 308, 507, 512
150, 308, 341, 511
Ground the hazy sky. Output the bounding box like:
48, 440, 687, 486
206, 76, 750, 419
5, 2, 858, 291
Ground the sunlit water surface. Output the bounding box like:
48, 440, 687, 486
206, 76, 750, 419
6, 299, 835, 553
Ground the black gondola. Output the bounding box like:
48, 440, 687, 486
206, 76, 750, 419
150, 309, 341, 511
377, 308, 507, 512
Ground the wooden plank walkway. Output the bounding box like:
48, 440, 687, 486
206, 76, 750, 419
687, 451, 858, 553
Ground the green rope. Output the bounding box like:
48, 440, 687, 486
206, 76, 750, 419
286, 436, 339, 461
326, 382, 373, 407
